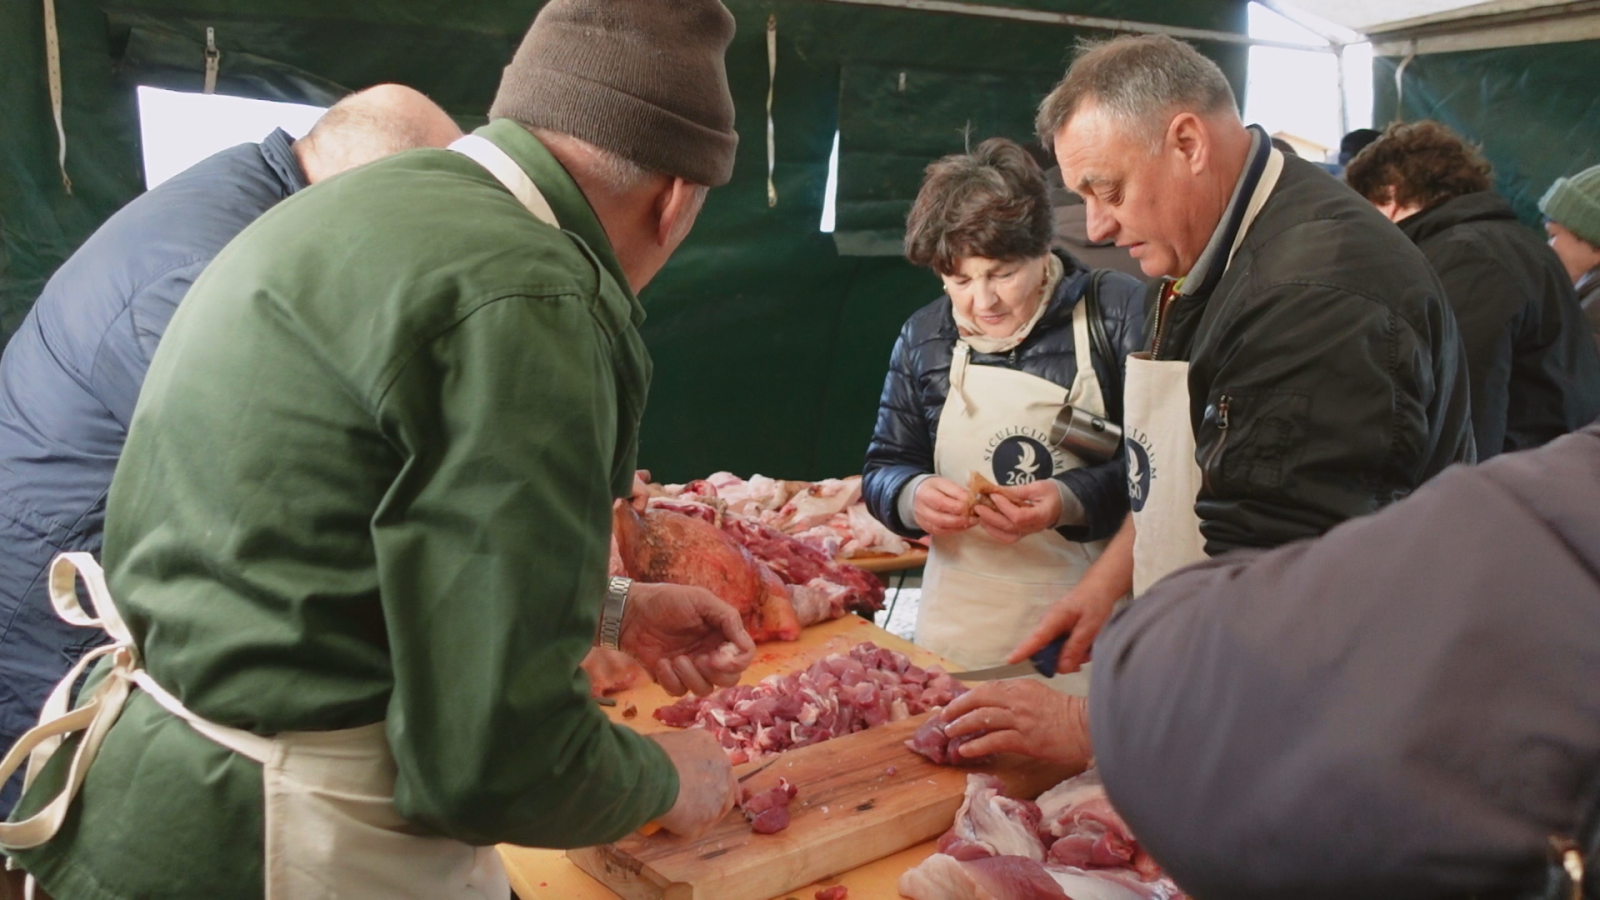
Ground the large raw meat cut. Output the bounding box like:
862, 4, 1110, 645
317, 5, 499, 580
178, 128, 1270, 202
613, 503, 801, 643
939, 775, 1045, 861
654, 641, 964, 764
899, 773, 1187, 900
1035, 770, 1160, 878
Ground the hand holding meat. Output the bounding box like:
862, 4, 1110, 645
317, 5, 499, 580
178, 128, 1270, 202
913, 476, 978, 535
650, 729, 741, 838
622, 582, 756, 696
941, 680, 1093, 766
973, 480, 1062, 543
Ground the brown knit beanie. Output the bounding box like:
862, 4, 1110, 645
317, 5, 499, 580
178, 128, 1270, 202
489, 0, 739, 187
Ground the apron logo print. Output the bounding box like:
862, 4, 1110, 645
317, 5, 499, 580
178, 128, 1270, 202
990, 434, 1055, 486
1126, 427, 1155, 513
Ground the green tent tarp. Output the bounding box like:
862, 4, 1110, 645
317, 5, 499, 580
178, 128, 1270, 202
1376, 39, 1600, 228
1, 0, 1247, 481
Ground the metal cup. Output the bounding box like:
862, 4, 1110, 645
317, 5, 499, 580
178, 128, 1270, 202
1049, 405, 1123, 464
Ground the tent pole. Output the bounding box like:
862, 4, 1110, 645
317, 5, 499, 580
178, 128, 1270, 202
804, 0, 1335, 52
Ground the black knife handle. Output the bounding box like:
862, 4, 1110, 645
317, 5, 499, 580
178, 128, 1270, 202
1030, 636, 1067, 678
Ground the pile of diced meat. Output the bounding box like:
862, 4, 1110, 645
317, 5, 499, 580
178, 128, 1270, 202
654, 642, 965, 764
899, 772, 1187, 900
651, 472, 911, 560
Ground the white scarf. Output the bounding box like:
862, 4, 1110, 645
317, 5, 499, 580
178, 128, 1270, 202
950, 253, 1064, 355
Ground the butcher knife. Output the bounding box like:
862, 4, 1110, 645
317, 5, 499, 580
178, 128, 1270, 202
950, 636, 1066, 681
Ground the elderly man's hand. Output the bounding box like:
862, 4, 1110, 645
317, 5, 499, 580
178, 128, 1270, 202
940, 679, 1093, 767
651, 729, 740, 838
1007, 580, 1120, 676
620, 582, 755, 696
974, 480, 1062, 543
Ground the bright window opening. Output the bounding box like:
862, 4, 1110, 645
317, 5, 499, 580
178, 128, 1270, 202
136, 86, 326, 189
820, 130, 840, 233
1243, 3, 1372, 162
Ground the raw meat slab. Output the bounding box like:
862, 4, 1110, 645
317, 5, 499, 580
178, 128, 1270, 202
567, 713, 1083, 900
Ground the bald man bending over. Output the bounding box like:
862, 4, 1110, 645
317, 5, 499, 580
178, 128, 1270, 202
0, 83, 461, 815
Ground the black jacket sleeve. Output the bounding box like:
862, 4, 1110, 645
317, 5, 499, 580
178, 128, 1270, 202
862, 322, 934, 537
1052, 269, 1145, 543
1191, 281, 1464, 555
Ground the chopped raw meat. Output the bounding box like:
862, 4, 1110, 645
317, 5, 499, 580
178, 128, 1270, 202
652, 472, 910, 558
815, 886, 849, 900
743, 777, 799, 834
1035, 770, 1161, 879
719, 516, 884, 614
908, 770, 1188, 899
898, 854, 1184, 900
654, 642, 965, 763
898, 854, 1068, 900
937, 775, 1046, 862
612, 504, 800, 643
580, 647, 646, 697
772, 478, 861, 532
906, 715, 992, 767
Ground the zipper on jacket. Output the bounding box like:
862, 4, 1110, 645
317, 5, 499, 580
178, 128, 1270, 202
1151, 281, 1178, 359
1201, 394, 1231, 495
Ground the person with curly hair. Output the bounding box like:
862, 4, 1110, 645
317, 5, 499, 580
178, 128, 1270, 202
861, 137, 1146, 676
1346, 120, 1600, 458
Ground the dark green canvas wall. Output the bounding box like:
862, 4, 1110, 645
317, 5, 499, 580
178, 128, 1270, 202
1376, 40, 1600, 228
1, 0, 1247, 482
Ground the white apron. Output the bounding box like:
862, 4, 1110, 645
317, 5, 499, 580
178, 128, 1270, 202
1125, 145, 1284, 596
0, 554, 508, 900
0, 137, 571, 900
916, 299, 1107, 674
1124, 348, 1208, 597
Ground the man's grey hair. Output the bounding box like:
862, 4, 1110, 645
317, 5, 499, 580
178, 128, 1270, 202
1036, 34, 1238, 153
532, 127, 666, 196
531, 127, 709, 239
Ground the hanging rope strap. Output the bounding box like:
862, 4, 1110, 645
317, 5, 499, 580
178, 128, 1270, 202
41, 0, 71, 194
765, 13, 777, 208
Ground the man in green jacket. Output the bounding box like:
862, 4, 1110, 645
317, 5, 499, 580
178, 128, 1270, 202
2, 1, 749, 897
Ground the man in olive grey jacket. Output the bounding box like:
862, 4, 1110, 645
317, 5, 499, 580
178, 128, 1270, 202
1092, 424, 1600, 899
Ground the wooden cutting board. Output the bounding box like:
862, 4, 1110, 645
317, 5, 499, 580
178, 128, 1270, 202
566, 713, 1081, 900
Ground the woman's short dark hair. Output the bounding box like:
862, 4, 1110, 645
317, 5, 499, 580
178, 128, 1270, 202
1344, 120, 1493, 210
904, 137, 1053, 275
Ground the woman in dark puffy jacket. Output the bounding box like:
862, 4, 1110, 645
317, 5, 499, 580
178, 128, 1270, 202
861, 138, 1145, 674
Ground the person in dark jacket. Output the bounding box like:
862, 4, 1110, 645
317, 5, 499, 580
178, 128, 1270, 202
1346, 120, 1600, 458
861, 138, 1144, 674
0, 84, 460, 815
1085, 423, 1600, 900
943, 35, 1473, 747
1540, 163, 1600, 351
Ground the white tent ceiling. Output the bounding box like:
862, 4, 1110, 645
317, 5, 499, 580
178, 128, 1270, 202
1273, 0, 1600, 54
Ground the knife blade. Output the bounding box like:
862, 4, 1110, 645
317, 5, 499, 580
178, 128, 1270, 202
951, 636, 1066, 682
736, 755, 780, 783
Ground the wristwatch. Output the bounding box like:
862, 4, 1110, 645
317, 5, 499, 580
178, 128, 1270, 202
598, 576, 631, 650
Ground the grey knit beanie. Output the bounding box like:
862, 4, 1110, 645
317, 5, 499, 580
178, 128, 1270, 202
1539, 163, 1600, 247
489, 0, 739, 187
